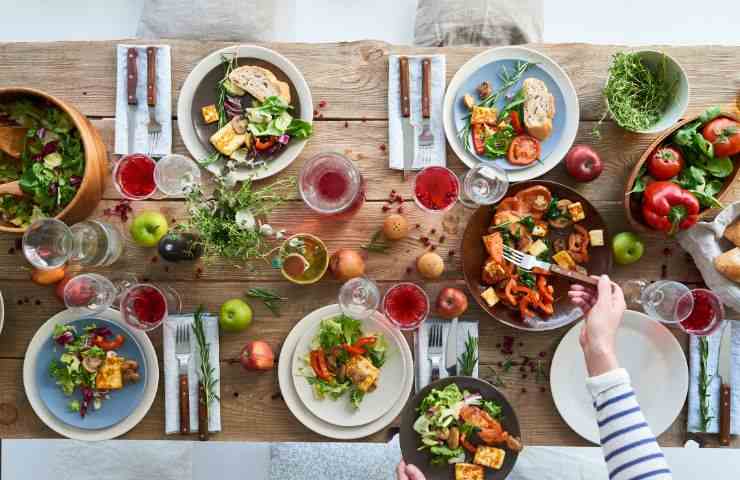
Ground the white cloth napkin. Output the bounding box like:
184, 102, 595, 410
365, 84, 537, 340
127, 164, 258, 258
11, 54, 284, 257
414, 318, 479, 392
115, 44, 173, 156
688, 320, 740, 434
387, 54, 446, 170
164, 314, 222, 434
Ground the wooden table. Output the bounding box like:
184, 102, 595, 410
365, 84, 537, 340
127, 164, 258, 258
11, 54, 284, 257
1, 39, 739, 447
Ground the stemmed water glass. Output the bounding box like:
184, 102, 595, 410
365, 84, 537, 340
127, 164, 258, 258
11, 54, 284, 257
622, 279, 694, 325
458, 162, 509, 208
338, 276, 381, 320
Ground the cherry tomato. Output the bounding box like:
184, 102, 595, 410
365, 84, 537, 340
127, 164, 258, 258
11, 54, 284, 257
702, 117, 740, 157
509, 111, 524, 134
254, 136, 277, 151
507, 135, 541, 165
93, 334, 125, 351
647, 146, 684, 180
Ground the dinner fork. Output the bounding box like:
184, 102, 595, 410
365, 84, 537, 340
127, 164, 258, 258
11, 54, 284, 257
427, 319, 444, 382
146, 46, 162, 156
175, 322, 192, 434
502, 245, 599, 286
417, 58, 434, 166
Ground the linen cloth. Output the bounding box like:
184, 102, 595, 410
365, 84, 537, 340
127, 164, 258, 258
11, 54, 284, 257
387, 54, 446, 170
687, 320, 740, 434
114, 44, 173, 156
163, 313, 222, 434
414, 0, 543, 47
414, 318, 479, 392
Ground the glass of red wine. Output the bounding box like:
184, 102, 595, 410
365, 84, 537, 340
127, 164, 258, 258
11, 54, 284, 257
675, 288, 724, 336
382, 282, 430, 330
120, 283, 182, 331
113, 153, 158, 200
413, 166, 460, 214
299, 152, 365, 217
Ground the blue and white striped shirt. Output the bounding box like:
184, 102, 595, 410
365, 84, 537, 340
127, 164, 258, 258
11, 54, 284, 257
587, 368, 672, 480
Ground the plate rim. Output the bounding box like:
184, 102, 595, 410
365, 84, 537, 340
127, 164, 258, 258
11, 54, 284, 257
443, 45, 579, 181
176, 44, 313, 182
549, 309, 689, 444
23, 308, 159, 441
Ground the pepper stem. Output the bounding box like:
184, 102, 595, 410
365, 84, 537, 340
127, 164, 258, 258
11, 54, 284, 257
668, 205, 688, 236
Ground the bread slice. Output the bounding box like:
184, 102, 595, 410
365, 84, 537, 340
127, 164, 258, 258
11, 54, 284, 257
715, 247, 740, 282
522, 77, 555, 140
228, 65, 291, 104
724, 219, 740, 247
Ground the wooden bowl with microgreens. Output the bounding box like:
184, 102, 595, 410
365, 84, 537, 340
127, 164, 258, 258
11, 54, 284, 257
625, 108, 740, 235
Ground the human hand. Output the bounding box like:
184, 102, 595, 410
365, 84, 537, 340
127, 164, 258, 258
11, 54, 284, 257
568, 275, 625, 377
396, 460, 426, 480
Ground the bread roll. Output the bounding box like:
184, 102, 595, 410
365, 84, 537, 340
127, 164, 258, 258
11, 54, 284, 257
714, 247, 740, 282
522, 77, 555, 140
724, 218, 740, 246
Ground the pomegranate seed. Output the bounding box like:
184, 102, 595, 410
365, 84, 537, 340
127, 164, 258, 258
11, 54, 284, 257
496, 343, 501, 348
406, 267, 412, 274
430, 245, 436, 251
519, 342, 524, 347
313, 109, 319, 117
521, 388, 527, 394
382, 205, 390, 212
318, 100, 327, 108
420, 236, 429, 243
391, 189, 397, 196
397, 206, 403, 214
379, 144, 386, 151
539, 351, 547, 358
344, 121, 349, 128
540, 387, 547, 393
151, 256, 158, 263
439, 235, 446, 244
415, 223, 421, 229
430, 228, 436, 234
448, 250, 455, 257
522, 374, 528, 379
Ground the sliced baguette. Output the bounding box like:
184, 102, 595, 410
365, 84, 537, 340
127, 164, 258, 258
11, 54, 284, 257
228, 65, 291, 104
522, 77, 555, 140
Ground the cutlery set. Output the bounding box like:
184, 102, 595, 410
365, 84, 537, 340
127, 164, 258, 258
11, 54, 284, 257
398, 56, 435, 179
425, 317, 461, 383
126, 46, 161, 156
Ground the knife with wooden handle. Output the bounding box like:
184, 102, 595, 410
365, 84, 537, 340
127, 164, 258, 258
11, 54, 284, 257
126, 47, 138, 154
550, 264, 600, 286
179, 373, 189, 434
718, 322, 733, 446
399, 56, 414, 180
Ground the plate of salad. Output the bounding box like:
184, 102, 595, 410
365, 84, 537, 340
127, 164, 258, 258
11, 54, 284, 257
178, 44, 313, 182
400, 377, 522, 480
36, 318, 146, 430
443, 46, 578, 182
292, 309, 409, 427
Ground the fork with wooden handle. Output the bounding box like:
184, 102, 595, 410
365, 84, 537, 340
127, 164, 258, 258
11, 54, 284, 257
503, 245, 599, 286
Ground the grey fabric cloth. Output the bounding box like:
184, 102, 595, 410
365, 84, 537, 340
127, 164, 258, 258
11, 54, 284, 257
414, 0, 543, 47
137, 0, 276, 41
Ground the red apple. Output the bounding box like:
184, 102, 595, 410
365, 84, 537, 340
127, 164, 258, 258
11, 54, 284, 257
435, 287, 469, 319
55, 276, 73, 303
240, 341, 275, 371
565, 145, 603, 182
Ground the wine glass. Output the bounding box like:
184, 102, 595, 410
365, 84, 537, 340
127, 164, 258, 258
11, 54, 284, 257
382, 282, 430, 330
459, 162, 509, 208
338, 276, 380, 320
622, 279, 694, 324
63, 273, 118, 318
675, 288, 724, 336
119, 283, 182, 331
413, 166, 460, 214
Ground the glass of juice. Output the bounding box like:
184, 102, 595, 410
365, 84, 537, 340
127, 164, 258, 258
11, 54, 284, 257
120, 283, 181, 331
279, 233, 330, 285
382, 282, 430, 330
675, 288, 724, 336
413, 166, 460, 213
113, 153, 157, 200
299, 152, 365, 217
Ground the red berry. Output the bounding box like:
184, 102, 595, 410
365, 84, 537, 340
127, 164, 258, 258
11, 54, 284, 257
318, 100, 327, 108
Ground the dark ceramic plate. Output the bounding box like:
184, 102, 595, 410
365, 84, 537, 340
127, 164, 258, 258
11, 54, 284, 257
461, 180, 612, 331
399, 377, 520, 480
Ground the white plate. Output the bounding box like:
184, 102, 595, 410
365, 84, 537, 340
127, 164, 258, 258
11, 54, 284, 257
443, 46, 579, 182
177, 44, 313, 182
550, 310, 688, 444
278, 304, 414, 439
23, 308, 159, 441
291, 311, 407, 427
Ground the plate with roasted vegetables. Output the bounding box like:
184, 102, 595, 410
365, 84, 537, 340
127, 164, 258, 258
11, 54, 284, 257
626, 107, 740, 235
462, 181, 612, 331
443, 46, 578, 182
177, 45, 313, 182
292, 308, 409, 427
400, 377, 522, 480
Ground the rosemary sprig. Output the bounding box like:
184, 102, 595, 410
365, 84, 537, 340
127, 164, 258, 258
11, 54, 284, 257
698, 336, 714, 431
534, 359, 548, 384
216, 53, 239, 128
361, 229, 390, 253
458, 332, 478, 376
192, 306, 220, 424
245, 287, 286, 317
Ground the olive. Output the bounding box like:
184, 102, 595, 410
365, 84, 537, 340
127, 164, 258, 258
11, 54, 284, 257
158, 233, 203, 262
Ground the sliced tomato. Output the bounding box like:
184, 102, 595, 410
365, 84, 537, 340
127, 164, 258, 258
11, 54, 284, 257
515, 185, 552, 212
702, 117, 740, 157
254, 136, 277, 151
93, 334, 125, 351
495, 197, 529, 215
509, 111, 524, 134
507, 135, 541, 165
472, 123, 487, 155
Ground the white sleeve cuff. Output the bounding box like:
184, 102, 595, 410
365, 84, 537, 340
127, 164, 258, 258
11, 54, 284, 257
585, 368, 630, 398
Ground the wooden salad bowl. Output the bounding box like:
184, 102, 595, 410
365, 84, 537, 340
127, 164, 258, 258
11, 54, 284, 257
624, 110, 740, 234
0, 87, 107, 234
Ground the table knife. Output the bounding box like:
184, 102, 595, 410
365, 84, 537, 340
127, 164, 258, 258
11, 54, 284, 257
146, 46, 157, 123
718, 322, 733, 446
399, 56, 414, 180
126, 47, 138, 154
445, 317, 459, 376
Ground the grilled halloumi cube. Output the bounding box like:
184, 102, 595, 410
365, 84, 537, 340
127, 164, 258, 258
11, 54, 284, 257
527, 239, 549, 258
471, 106, 498, 125
567, 201, 585, 222
95, 354, 124, 390
455, 463, 485, 480
481, 287, 500, 307
210, 123, 247, 156
473, 446, 506, 470
201, 104, 219, 124
346, 355, 379, 392
482, 258, 508, 285
552, 250, 576, 270
532, 220, 548, 237
589, 229, 604, 247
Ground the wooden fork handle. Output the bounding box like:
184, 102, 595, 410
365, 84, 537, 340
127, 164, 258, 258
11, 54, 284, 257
179, 373, 190, 434
550, 265, 599, 286
146, 46, 157, 107
421, 58, 431, 119
399, 56, 410, 118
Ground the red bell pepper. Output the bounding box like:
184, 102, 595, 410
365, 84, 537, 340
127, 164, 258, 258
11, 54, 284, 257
472, 124, 486, 155
641, 181, 700, 235
310, 349, 333, 380
509, 111, 524, 134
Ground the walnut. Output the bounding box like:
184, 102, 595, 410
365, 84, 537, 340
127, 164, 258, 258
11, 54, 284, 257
477, 81, 492, 99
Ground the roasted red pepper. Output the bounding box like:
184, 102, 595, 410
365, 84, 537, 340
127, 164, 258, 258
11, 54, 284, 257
472, 124, 487, 155
93, 334, 124, 351
641, 181, 700, 235
254, 136, 277, 151
342, 344, 365, 356
310, 349, 333, 380
509, 111, 524, 134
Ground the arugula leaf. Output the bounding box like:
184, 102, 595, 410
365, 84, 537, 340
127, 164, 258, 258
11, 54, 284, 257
286, 119, 313, 139
484, 123, 515, 158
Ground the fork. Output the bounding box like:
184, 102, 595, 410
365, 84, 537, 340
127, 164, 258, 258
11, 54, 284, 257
502, 245, 599, 286
146, 46, 162, 156
175, 322, 192, 434
427, 318, 444, 382
417, 58, 434, 166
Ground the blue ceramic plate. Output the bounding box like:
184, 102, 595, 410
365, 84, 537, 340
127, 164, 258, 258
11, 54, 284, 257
35, 318, 147, 430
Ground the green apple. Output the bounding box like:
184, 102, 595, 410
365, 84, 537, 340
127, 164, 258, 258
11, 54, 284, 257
219, 298, 253, 333
130, 211, 169, 247
612, 231, 645, 265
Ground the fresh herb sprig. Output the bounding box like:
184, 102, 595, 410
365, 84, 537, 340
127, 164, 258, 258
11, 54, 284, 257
698, 336, 714, 431
246, 287, 286, 316
362, 229, 390, 253
192, 306, 220, 423
458, 332, 479, 376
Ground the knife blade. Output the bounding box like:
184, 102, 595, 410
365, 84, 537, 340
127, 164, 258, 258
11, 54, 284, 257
445, 317, 459, 375
126, 47, 138, 155
399, 56, 415, 180
718, 321, 733, 446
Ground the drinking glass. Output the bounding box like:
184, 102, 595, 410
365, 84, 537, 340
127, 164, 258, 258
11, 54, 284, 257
338, 277, 380, 320
413, 166, 460, 214
299, 152, 365, 216
63, 273, 118, 318
459, 162, 509, 208
675, 288, 724, 336
622, 279, 693, 324
154, 154, 202, 197
382, 282, 430, 330
23, 218, 123, 270
113, 153, 157, 200
119, 283, 182, 331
